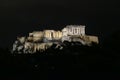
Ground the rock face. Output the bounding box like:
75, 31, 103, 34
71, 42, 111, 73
12, 25, 99, 54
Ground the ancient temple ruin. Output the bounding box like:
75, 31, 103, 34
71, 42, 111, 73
12, 25, 99, 53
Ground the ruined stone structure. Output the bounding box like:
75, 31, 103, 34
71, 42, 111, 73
44, 30, 62, 41
62, 25, 85, 36
62, 25, 85, 42
12, 25, 99, 53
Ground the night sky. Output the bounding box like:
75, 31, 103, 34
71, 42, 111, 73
0, 0, 120, 48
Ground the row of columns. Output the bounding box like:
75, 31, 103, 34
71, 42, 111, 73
44, 31, 62, 39
68, 27, 85, 35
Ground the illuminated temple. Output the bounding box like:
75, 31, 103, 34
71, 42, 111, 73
12, 25, 99, 53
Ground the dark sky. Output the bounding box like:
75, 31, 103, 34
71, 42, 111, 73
0, 0, 120, 48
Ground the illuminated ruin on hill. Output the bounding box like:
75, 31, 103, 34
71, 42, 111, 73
12, 25, 99, 53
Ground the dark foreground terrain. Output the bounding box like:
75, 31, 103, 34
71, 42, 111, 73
0, 43, 120, 80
